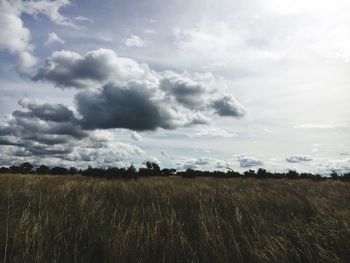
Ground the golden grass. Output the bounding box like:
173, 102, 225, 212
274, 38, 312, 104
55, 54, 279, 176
1, 174, 350, 262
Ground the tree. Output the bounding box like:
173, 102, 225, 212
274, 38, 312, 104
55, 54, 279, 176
9, 165, 22, 173
146, 161, 153, 170
330, 171, 338, 180
151, 162, 161, 174
286, 170, 299, 179
37, 165, 50, 175
50, 166, 69, 175
257, 168, 268, 178
244, 170, 256, 178
20, 162, 33, 173
125, 165, 137, 179
145, 161, 161, 176
161, 168, 176, 176
69, 167, 78, 175
0, 167, 10, 173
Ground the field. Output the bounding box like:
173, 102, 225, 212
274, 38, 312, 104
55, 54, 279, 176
0, 174, 350, 263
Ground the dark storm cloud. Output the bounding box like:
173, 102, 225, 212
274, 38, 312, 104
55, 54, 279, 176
8, 100, 85, 140
34, 50, 110, 88
74, 79, 239, 131
213, 95, 245, 117
34, 48, 245, 123
32, 48, 246, 132
76, 83, 172, 131
14, 99, 76, 123
160, 77, 209, 109
0, 100, 86, 156
286, 155, 313, 163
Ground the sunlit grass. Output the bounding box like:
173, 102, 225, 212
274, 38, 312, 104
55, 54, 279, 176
1, 174, 349, 262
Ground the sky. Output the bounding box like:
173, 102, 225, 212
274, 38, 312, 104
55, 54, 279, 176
0, 0, 349, 174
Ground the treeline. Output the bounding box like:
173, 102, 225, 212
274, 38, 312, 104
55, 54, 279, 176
0, 161, 350, 181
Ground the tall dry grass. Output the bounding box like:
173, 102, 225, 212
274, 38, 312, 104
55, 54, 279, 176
0, 174, 349, 262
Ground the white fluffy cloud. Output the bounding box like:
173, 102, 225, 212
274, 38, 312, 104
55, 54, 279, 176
174, 156, 226, 171
0, 0, 73, 75
17, 0, 74, 27
125, 35, 147, 48
74, 16, 94, 23
45, 32, 65, 46
35, 48, 157, 89
0, 2, 37, 74
236, 154, 264, 168
286, 155, 313, 163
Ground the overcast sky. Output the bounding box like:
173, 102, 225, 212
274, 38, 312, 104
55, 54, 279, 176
0, 0, 349, 174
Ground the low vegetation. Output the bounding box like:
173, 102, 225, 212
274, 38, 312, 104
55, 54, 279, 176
1, 173, 350, 262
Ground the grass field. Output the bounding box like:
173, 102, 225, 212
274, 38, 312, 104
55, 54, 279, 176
0, 174, 350, 263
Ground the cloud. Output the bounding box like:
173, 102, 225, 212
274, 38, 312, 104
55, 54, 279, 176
0, 99, 143, 166
175, 157, 226, 170
74, 79, 243, 131
0, 79, 244, 163
0, 45, 246, 164
293, 123, 350, 129
0, 2, 37, 75
286, 155, 313, 163
0, 99, 86, 156
159, 74, 212, 109
159, 72, 245, 118
74, 81, 212, 131
315, 158, 350, 175
0, 0, 74, 75
125, 35, 147, 47
131, 131, 142, 141
144, 29, 156, 34
74, 16, 94, 23
75, 82, 174, 131
34, 48, 245, 131
236, 154, 264, 168
45, 32, 65, 46
34, 49, 157, 89
188, 127, 237, 138
143, 156, 161, 165
16, 98, 76, 123
20, 0, 75, 27
212, 94, 245, 117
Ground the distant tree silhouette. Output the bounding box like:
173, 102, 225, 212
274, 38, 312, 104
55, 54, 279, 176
180, 169, 198, 178
50, 166, 69, 175
20, 162, 33, 173
37, 165, 50, 175
69, 167, 78, 175
147, 162, 161, 175
9, 165, 22, 173
330, 171, 338, 180
244, 170, 256, 178
139, 162, 161, 177
161, 168, 176, 176
0, 167, 10, 173
0, 161, 349, 181
257, 168, 268, 178
342, 172, 350, 181
126, 165, 137, 179
286, 170, 299, 179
